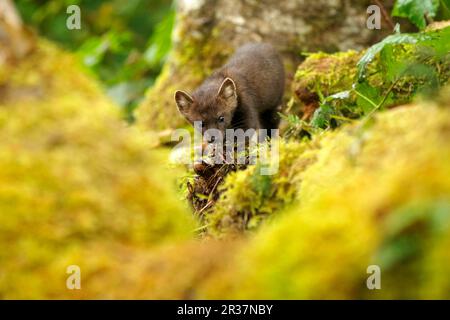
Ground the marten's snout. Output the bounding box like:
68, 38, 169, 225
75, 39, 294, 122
203, 128, 222, 144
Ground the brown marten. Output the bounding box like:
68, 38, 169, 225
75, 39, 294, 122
174, 43, 285, 143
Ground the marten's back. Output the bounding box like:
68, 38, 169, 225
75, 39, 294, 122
210, 43, 285, 112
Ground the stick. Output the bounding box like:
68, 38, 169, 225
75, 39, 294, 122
374, 0, 396, 30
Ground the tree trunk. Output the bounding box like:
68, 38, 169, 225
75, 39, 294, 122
0, 0, 34, 66
137, 0, 401, 130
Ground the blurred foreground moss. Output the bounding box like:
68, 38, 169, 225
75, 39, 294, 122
0, 40, 195, 298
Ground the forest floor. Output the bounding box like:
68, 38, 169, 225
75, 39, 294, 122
0, 21, 449, 298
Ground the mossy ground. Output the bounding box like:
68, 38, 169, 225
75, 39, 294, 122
205, 97, 450, 299
1, 34, 449, 299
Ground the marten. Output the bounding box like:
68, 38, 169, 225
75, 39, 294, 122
174, 43, 285, 143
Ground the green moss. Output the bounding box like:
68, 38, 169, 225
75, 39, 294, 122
206, 140, 320, 235
293, 50, 362, 100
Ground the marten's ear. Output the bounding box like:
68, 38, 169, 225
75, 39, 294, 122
218, 78, 237, 111
175, 90, 194, 114
218, 78, 237, 100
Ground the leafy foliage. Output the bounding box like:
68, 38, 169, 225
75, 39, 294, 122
15, 0, 175, 120
308, 27, 450, 131
356, 32, 428, 80
392, 0, 440, 30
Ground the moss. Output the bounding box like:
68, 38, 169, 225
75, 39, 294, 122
205, 140, 321, 235
2, 38, 449, 299
0, 40, 196, 298
202, 92, 450, 299
293, 51, 362, 100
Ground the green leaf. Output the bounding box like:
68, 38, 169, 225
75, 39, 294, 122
403, 63, 440, 93
419, 26, 450, 58
357, 32, 429, 80
311, 104, 336, 129
440, 0, 450, 19
379, 44, 405, 82
354, 82, 382, 114
392, 0, 440, 30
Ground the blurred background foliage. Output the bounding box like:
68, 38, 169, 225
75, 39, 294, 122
15, 0, 175, 121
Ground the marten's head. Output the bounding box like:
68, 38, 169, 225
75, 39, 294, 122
175, 78, 237, 143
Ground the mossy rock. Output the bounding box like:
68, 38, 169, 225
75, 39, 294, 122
0, 40, 196, 298
3, 39, 449, 299
201, 89, 450, 298
205, 140, 320, 235
290, 50, 363, 120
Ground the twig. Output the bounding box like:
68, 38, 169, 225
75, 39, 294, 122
374, 0, 395, 30
359, 78, 400, 129
193, 224, 209, 232
197, 200, 213, 216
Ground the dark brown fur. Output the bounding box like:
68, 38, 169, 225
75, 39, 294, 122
175, 43, 285, 142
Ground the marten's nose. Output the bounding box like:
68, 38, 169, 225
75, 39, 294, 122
207, 135, 216, 143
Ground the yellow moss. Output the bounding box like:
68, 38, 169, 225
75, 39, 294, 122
202, 97, 450, 299
2, 38, 450, 300
293, 50, 362, 96
0, 40, 196, 298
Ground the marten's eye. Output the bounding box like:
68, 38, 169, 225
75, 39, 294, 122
218, 116, 225, 123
